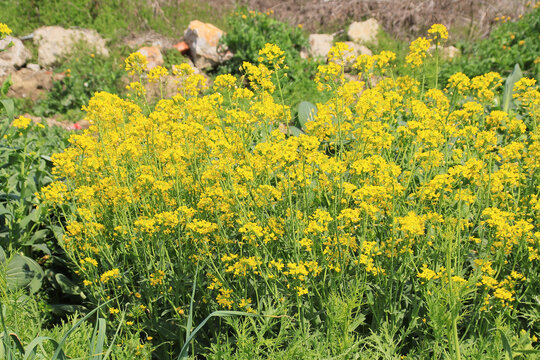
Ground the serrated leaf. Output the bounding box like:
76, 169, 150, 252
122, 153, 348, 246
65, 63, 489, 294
502, 63, 523, 113
298, 101, 317, 129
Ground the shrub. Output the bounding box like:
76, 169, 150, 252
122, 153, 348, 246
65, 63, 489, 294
41, 25, 540, 358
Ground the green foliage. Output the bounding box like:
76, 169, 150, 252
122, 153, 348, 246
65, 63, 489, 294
0, 0, 221, 43
220, 8, 326, 110
220, 8, 307, 75
33, 42, 126, 119
162, 48, 189, 71
440, 7, 540, 84
0, 286, 150, 359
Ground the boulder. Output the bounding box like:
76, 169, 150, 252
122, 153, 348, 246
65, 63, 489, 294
0, 36, 31, 76
33, 26, 109, 67
429, 45, 460, 59
343, 41, 372, 57
136, 46, 164, 70
2, 68, 57, 101
308, 34, 334, 58
347, 18, 380, 44
184, 20, 230, 69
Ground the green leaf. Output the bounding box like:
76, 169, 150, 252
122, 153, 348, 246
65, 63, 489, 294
288, 126, 304, 137
0, 246, 5, 263
498, 329, 513, 360
0, 99, 14, 120
178, 310, 260, 360
51, 300, 114, 360
1, 75, 12, 97
298, 101, 317, 129
55, 273, 83, 296
6, 254, 44, 294
31, 243, 51, 256
23, 336, 64, 360
502, 64, 523, 113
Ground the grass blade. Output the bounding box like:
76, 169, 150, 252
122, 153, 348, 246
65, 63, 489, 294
51, 299, 114, 360
178, 310, 259, 360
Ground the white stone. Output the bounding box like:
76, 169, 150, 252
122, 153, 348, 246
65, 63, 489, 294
0, 36, 31, 76
26, 63, 40, 71
308, 34, 334, 58
33, 26, 109, 67
347, 18, 380, 44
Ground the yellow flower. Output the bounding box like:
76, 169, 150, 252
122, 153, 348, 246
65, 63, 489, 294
427, 24, 449, 42
100, 268, 120, 283
125, 52, 148, 75
147, 65, 169, 82
12, 116, 32, 129
0, 23, 12, 38
109, 307, 120, 315
406, 37, 432, 68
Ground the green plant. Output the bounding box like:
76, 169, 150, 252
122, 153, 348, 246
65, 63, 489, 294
219, 8, 326, 112
0, 284, 150, 359
33, 42, 126, 119
440, 6, 540, 85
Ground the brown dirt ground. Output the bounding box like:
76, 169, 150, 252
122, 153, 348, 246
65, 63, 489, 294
195, 0, 530, 41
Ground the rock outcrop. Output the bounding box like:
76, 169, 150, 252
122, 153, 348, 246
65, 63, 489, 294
33, 26, 109, 67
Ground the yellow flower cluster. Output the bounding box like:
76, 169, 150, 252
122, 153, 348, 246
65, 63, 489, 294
0, 23, 11, 38
40, 26, 540, 334
12, 116, 32, 129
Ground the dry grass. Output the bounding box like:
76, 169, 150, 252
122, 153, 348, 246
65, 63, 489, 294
204, 0, 529, 40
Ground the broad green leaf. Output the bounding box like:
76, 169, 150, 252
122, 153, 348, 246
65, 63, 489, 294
0, 99, 14, 120
0, 246, 5, 263
6, 254, 44, 293
298, 101, 317, 129
55, 273, 83, 296
31, 243, 51, 255
502, 64, 523, 113
288, 126, 304, 137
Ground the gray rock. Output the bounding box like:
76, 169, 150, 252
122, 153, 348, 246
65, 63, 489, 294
0, 36, 31, 76
33, 26, 109, 68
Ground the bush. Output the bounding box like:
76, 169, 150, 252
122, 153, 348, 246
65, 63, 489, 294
40, 24, 540, 358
